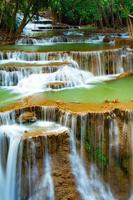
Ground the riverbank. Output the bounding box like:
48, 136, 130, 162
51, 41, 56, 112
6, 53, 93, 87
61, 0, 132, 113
1, 97, 133, 113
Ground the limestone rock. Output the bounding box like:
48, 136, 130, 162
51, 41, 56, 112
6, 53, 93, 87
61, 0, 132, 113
103, 35, 112, 43
47, 82, 65, 89
17, 112, 37, 123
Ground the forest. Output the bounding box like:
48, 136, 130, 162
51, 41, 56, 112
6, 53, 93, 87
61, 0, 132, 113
0, 0, 133, 39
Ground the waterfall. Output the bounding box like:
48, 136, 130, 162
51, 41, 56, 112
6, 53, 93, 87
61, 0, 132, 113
16, 36, 89, 45
0, 124, 28, 200
5, 137, 21, 200
0, 68, 43, 86
1, 107, 133, 200
0, 63, 78, 87
0, 164, 4, 200
34, 136, 55, 200
109, 119, 120, 157
16, 66, 94, 94
0, 111, 16, 125
71, 48, 133, 75
0, 48, 133, 78
69, 127, 115, 200
23, 135, 55, 200
0, 51, 68, 62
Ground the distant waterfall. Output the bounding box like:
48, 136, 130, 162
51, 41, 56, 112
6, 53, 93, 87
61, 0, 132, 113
16, 36, 88, 45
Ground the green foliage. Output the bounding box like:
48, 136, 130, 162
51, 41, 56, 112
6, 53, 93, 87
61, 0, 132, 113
0, 0, 49, 37
0, 0, 133, 37
49, 0, 133, 26
85, 141, 108, 167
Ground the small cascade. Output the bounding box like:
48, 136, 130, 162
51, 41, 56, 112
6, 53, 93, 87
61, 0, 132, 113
0, 67, 43, 86
71, 48, 133, 75
42, 136, 55, 200
0, 164, 4, 200
0, 124, 28, 200
5, 137, 22, 200
69, 116, 115, 200
0, 48, 133, 77
16, 66, 94, 93
109, 119, 120, 157
0, 111, 16, 125
16, 36, 90, 45
29, 136, 55, 200
0, 62, 78, 87
0, 49, 133, 79
0, 51, 69, 62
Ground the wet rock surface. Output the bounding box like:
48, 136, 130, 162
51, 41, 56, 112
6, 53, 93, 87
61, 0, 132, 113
47, 81, 66, 89
17, 112, 37, 123
18, 126, 81, 200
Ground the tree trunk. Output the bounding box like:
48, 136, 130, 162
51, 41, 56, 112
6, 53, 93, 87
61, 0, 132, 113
128, 17, 133, 39
8, 0, 19, 39
15, 15, 27, 38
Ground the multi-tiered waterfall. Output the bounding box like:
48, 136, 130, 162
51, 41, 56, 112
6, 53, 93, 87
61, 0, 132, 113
0, 42, 133, 200
0, 48, 133, 91
1, 106, 133, 200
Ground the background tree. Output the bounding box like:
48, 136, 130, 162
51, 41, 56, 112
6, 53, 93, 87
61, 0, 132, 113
0, 0, 49, 40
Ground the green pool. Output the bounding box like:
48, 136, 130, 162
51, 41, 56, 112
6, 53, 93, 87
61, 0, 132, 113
0, 76, 133, 109
0, 88, 20, 107
0, 43, 120, 52
42, 77, 133, 103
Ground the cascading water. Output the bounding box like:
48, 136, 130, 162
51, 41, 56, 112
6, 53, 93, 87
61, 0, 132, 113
0, 111, 16, 125
1, 106, 133, 199
0, 48, 133, 76
0, 51, 68, 63
29, 136, 55, 200
0, 67, 43, 86
109, 119, 120, 157
16, 36, 90, 45
71, 48, 133, 75
0, 124, 28, 200
1, 34, 133, 200
16, 66, 94, 94
68, 114, 116, 200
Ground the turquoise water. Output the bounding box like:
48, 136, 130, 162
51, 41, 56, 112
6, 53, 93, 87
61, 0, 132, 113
0, 88, 19, 107
0, 76, 133, 108
42, 77, 133, 103
0, 43, 120, 52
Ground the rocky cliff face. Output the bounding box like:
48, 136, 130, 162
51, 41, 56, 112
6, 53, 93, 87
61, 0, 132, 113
17, 125, 81, 200
1, 106, 133, 200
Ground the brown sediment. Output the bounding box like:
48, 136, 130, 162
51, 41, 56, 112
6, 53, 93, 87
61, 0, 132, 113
104, 72, 133, 84
1, 93, 133, 113
114, 72, 133, 80
23, 128, 67, 139
0, 61, 71, 69
115, 38, 133, 48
